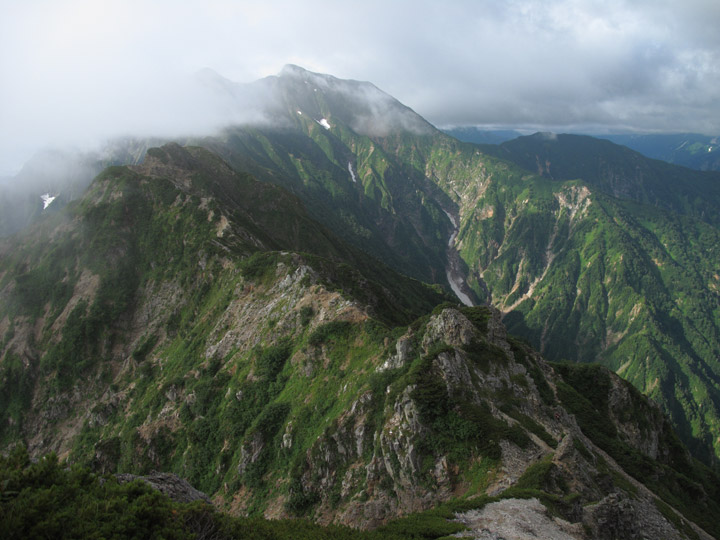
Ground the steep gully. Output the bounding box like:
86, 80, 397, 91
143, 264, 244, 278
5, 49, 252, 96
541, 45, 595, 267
443, 209, 475, 306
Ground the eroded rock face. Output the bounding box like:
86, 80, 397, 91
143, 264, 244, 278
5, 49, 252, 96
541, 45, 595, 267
422, 308, 477, 350
115, 472, 211, 504
378, 386, 424, 489
237, 431, 265, 475
584, 493, 684, 540
378, 332, 415, 371
296, 308, 551, 526
7, 277, 709, 540
607, 376, 668, 461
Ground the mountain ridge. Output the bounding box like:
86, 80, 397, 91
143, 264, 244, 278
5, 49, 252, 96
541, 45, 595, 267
2, 66, 720, 538
6, 64, 719, 462
445, 128, 720, 172
480, 132, 720, 225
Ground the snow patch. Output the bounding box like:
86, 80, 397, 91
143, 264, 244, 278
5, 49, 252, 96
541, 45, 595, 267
41, 193, 57, 210
297, 110, 302, 115
348, 162, 357, 183
316, 118, 331, 130
442, 209, 458, 228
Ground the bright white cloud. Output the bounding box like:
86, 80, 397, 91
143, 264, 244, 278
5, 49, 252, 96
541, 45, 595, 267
1, 0, 719, 174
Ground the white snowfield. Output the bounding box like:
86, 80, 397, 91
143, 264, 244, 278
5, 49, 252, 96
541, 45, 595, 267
348, 162, 357, 183
317, 118, 331, 130
41, 193, 57, 210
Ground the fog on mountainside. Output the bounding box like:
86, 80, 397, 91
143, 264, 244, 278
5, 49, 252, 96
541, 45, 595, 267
0, 65, 439, 234
0, 68, 278, 179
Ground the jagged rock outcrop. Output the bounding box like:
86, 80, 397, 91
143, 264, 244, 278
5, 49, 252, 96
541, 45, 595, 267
274, 307, 717, 539
115, 472, 211, 504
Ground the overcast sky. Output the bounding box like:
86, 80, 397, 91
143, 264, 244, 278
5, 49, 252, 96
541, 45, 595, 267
2, 0, 719, 175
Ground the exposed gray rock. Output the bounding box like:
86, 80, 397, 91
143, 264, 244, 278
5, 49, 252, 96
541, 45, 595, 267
454, 498, 583, 540
237, 431, 264, 474
282, 421, 293, 449
607, 376, 667, 461
551, 435, 604, 503
115, 472, 211, 504
378, 332, 415, 371
434, 349, 473, 393
584, 493, 684, 540
422, 308, 477, 350
379, 385, 423, 487
485, 307, 513, 359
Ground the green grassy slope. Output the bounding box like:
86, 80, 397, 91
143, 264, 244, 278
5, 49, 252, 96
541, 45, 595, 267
338, 130, 720, 463
483, 133, 720, 225
0, 144, 447, 451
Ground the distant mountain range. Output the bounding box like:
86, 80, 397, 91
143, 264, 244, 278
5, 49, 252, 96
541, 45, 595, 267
599, 133, 720, 171
445, 127, 720, 171
440, 127, 524, 145
1, 65, 720, 539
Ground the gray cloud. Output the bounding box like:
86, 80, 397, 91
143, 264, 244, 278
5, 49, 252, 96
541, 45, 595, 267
1, 0, 719, 175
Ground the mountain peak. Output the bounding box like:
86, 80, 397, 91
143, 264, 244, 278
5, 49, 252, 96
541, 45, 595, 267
279, 63, 313, 76
270, 65, 435, 137
530, 131, 559, 141
278, 64, 340, 87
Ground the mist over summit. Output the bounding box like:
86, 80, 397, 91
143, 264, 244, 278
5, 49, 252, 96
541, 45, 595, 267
264, 64, 435, 137
4, 0, 719, 178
